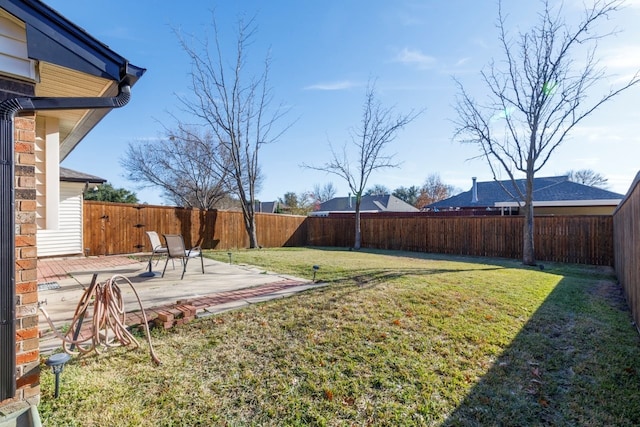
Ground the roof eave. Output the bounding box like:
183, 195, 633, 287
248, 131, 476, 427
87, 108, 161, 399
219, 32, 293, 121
4, 0, 145, 85
2, 0, 146, 159
495, 199, 622, 207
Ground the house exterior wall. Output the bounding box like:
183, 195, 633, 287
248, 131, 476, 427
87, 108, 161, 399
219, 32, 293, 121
0, 12, 40, 414
35, 114, 83, 257
0, 1, 142, 416
37, 181, 84, 257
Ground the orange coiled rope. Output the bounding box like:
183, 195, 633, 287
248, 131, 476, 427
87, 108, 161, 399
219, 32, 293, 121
40, 274, 161, 365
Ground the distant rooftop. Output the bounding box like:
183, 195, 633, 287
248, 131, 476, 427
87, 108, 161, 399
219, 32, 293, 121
427, 176, 623, 209
314, 194, 419, 215
59, 167, 106, 183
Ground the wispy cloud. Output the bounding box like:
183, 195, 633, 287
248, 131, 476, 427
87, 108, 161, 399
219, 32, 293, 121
396, 12, 424, 27
303, 80, 359, 91
571, 125, 627, 143
571, 156, 599, 166
601, 45, 640, 70
454, 57, 471, 67
470, 37, 489, 50
394, 47, 437, 69
623, 0, 640, 8
568, 41, 640, 84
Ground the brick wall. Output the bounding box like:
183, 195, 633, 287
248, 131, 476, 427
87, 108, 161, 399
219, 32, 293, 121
2, 113, 40, 410
14, 114, 39, 403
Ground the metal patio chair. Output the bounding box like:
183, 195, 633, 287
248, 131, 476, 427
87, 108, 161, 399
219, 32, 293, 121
161, 234, 205, 279
146, 231, 168, 264
141, 231, 170, 277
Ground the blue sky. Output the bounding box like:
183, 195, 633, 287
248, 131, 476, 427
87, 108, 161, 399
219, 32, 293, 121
47, 0, 640, 204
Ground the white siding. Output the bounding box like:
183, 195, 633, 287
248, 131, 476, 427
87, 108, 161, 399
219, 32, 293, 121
0, 10, 37, 81
36, 182, 84, 257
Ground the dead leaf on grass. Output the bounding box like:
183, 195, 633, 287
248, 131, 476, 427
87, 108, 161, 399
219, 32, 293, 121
324, 388, 334, 401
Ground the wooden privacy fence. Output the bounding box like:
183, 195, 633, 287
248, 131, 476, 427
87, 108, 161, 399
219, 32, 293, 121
613, 171, 640, 330
306, 215, 613, 265
83, 201, 307, 255
83, 201, 613, 266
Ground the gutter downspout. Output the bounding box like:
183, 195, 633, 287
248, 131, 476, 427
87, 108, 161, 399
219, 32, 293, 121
0, 83, 131, 401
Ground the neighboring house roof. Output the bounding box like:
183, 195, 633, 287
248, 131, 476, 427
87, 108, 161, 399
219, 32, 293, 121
59, 167, 105, 184
426, 176, 624, 209
1, 0, 146, 159
315, 194, 419, 214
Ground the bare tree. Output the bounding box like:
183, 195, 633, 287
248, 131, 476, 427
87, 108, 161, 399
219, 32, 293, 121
311, 182, 337, 204
454, 0, 639, 265
121, 126, 228, 209
304, 83, 419, 249
174, 14, 288, 248
567, 169, 609, 188
415, 174, 456, 208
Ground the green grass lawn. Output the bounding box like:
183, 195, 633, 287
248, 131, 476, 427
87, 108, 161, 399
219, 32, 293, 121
38, 248, 640, 426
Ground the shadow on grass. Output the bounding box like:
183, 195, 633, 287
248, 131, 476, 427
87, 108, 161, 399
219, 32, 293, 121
314, 265, 505, 291
442, 274, 640, 426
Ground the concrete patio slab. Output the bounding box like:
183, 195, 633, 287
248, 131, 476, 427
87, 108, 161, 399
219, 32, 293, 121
37, 255, 324, 354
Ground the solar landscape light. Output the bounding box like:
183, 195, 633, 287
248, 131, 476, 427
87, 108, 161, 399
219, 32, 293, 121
228, 252, 233, 264
312, 265, 320, 282
45, 352, 71, 398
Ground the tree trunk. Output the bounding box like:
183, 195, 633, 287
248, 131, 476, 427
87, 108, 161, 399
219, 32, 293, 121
247, 217, 259, 248
522, 171, 536, 266
354, 199, 362, 250
241, 205, 259, 249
